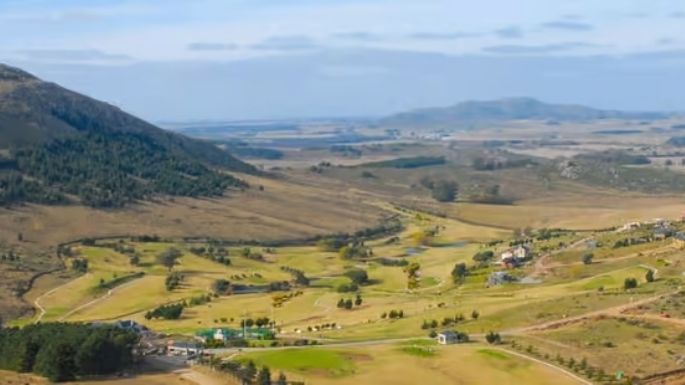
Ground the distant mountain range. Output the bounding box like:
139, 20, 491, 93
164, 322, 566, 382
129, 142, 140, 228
0, 64, 256, 208
381, 97, 670, 126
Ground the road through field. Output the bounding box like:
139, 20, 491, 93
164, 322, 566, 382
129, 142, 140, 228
33, 273, 92, 323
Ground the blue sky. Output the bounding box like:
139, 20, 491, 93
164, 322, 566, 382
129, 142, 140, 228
1, 0, 684, 120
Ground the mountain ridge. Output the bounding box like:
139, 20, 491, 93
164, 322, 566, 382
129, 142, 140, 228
381, 97, 669, 126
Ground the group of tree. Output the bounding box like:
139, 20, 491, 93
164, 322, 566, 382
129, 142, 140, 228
157, 247, 182, 271
145, 303, 184, 320
165, 272, 184, 291
6, 131, 247, 208
376, 257, 408, 267
280, 266, 310, 286
337, 294, 363, 310
212, 279, 232, 295
420, 176, 458, 202
582, 253, 594, 265
199, 358, 292, 385
421, 311, 479, 330
472, 156, 534, 171
472, 250, 495, 266
339, 243, 373, 260
344, 268, 369, 285
315, 218, 403, 253
381, 310, 404, 319
240, 317, 273, 328
485, 331, 502, 344
0, 251, 21, 263
190, 246, 231, 266
0, 323, 138, 382
404, 262, 421, 290
451, 263, 468, 284
241, 247, 265, 261
613, 237, 650, 248
71, 258, 89, 273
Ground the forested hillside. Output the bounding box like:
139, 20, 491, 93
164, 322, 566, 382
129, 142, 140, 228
0, 64, 255, 207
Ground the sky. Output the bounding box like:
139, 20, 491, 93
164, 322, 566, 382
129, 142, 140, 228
1, 0, 684, 121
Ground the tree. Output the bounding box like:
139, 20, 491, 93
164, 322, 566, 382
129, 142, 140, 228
582, 253, 593, 265
276, 372, 287, 385
129, 254, 140, 266
485, 331, 501, 344
257, 366, 272, 385
471, 310, 480, 320
33, 342, 78, 382
451, 263, 468, 284
646, 270, 655, 283
337, 298, 346, 308
472, 250, 494, 265
624, 277, 638, 290
404, 262, 421, 290
355, 294, 363, 306
430, 180, 458, 202
243, 361, 257, 382
157, 248, 182, 271
212, 279, 231, 294
344, 269, 369, 285
344, 299, 354, 310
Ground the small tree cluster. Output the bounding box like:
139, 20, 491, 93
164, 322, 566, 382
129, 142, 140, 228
485, 331, 502, 344
337, 294, 363, 310
281, 266, 310, 286
145, 303, 184, 320
71, 258, 89, 273
240, 317, 273, 328
381, 310, 405, 319
165, 271, 184, 291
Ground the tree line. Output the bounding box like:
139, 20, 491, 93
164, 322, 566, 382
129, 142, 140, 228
0, 323, 138, 382
5, 131, 247, 208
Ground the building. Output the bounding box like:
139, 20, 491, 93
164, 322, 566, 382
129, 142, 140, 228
500, 245, 530, 266
167, 341, 203, 356
195, 327, 274, 343
437, 330, 468, 345
437, 331, 459, 345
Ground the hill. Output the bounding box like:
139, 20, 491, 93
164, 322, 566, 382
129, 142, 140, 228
0, 64, 256, 208
381, 97, 667, 126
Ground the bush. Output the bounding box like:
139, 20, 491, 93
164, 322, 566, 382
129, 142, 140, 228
624, 277, 638, 290
344, 269, 369, 285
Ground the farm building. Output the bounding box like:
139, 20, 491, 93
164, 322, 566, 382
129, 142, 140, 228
167, 341, 203, 356
437, 331, 459, 345
437, 330, 469, 345
500, 245, 530, 266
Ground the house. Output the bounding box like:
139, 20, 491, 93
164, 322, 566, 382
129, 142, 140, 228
674, 233, 685, 249
617, 221, 641, 233
437, 330, 468, 345
437, 331, 459, 345
167, 341, 203, 356
500, 245, 530, 266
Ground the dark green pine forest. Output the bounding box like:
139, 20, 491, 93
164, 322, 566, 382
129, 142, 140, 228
0, 64, 256, 208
